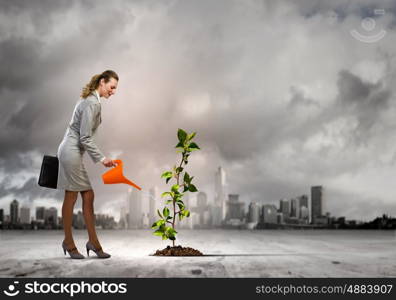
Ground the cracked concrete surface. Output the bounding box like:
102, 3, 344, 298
0, 229, 395, 278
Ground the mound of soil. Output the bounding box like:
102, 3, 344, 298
153, 245, 203, 256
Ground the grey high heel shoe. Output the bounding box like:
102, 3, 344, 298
62, 242, 85, 259
86, 241, 111, 259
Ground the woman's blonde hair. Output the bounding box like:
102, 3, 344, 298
81, 70, 119, 99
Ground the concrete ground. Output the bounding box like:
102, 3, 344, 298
0, 229, 395, 278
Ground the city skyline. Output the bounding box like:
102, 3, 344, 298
2, 166, 394, 230
0, 164, 394, 224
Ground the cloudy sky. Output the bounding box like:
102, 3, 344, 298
1, 0, 396, 221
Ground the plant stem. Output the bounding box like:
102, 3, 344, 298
171, 151, 185, 247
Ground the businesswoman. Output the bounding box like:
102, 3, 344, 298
57, 70, 118, 259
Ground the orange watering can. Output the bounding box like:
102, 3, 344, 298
102, 159, 142, 190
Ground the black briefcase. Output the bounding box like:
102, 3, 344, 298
38, 155, 59, 189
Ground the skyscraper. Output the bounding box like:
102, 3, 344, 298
311, 186, 323, 224
279, 199, 290, 218
20, 207, 30, 224
45, 207, 58, 226
10, 199, 19, 225
196, 191, 208, 226
290, 198, 299, 218
298, 195, 309, 222
298, 195, 308, 209
149, 186, 159, 226
36, 206, 45, 221
214, 166, 227, 221
262, 205, 278, 224
0, 208, 3, 224
128, 188, 142, 229
248, 202, 260, 223
119, 205, 128, 229
226, 194, 244, 221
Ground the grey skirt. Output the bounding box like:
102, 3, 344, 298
57, 137, 92, 191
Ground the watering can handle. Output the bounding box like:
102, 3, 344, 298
112, 159, 122, 167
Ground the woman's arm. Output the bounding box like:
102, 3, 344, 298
79, 102, 106, 163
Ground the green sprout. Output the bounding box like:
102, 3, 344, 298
151, 128, 200, 246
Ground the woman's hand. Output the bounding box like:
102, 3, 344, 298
102, 158, 116, 167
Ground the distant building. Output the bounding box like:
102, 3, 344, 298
96, 214, 116, 229
149, 186, 159, 226
128, 188, 143, 229
262, 205, 277, 224
45, 207, 58, 227
196, 191, 209, 226
314, 215, 329, 225
247, 202, 260, 223
210, 205, 222, 227
0, 208, 4, 224
300, 206, 309, 223
277, 212, 284, 224
226, 194, 244, 221
10, 199, 19, 225
192, 212, 200, 228
73, 211, 85, 229
119, 206, 128, 229
290, 198, 299, 218
214, 166, 227, 221
279, 199, 290, 218
36, 206, 45, 221
298, 195, 308, 209
311, 186, 323, 224
20, 207, 30, 224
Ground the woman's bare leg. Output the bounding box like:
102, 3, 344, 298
81, 189, 101, 249
62, 190, 79, 251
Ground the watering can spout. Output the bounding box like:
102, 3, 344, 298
102, 159, 142, 190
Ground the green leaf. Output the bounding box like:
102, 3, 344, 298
183, 185, 188, 192
175, 141, 184, 148
166, 199, 173, 204
176, 167, 183, 173
158, 219, 165, 226
183, 172, 190, 183
171, 184, 179, 192
157, 209, 163, 218
177, 202, 185, 210
151, 222, 158, 229
187, 132, 196, 141
169, 227, 178, 235
188, 184, 198, 192
163, 207, 170, 218
162, 234, 168, 240
188, 142, 200, 151
184, 210, 190, 217
161, 171, 172, 179
166, 177, 171, 184
177, 128, 187, 143
153, 230, 163, 236
161, 192, 171, 198
179, 214, 184, 221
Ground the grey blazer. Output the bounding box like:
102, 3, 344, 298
62, 93, 105, 163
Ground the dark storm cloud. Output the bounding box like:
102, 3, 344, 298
0, 0, 135, 161
335, 70, 391, 143
0, 176, 60, 203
